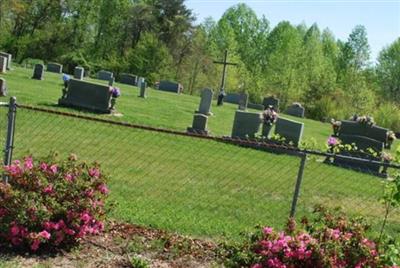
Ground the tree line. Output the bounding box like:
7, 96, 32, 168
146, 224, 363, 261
0, 1, 399, 129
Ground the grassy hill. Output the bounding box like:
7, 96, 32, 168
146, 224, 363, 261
0, 67, 399, 240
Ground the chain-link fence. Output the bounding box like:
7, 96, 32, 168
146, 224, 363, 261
1, 100, 399, 240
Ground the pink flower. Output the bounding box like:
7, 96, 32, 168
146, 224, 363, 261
10, 225, 20, 236
251, 264, 262, 268
4, 164, 22, 176
49, 164, 58, 174
98, 184, 109, 195
263, 227, 273, 235
88, 168, 100, 178
327, 137, 338, 146
85, 189, 94, 198
43, 184, 54, 194
38, 230, 51, 240
31, 239, 40, 251
80, 212, 91, 223
64, 173, 74, 182
24, 157, 33, 170
40, 162, 48, 171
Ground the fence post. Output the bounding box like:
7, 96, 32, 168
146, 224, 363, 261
290, 153, 307, 218
3, 97, 17, 183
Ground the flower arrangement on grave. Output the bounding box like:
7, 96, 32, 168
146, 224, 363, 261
61, 74, 70, 99
109, 86, 121, 110
351, 115, 375, 127
262, 106, 278, 126
330, 119, 342, 137
386, 131, 397, 149
0, 154, 109, 251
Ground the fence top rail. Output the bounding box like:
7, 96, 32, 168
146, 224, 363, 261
3, 102, 400, 170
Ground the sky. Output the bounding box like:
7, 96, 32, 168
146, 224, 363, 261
186, 0, 400, 62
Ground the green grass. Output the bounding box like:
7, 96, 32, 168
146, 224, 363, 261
0, 67, 399, 240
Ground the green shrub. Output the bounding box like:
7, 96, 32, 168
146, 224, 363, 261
374, 103, 400, 132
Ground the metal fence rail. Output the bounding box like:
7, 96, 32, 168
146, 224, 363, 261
1, 100, 399, 239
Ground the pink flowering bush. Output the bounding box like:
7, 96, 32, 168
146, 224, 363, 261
222, 206, 397, 267
0, 154, 109, 251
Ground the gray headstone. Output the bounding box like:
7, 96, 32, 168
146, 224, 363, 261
0, 78, 6, 96
32, 64, 44, 80
74, 67, 84, 80
231, 110, 262, 139
58, 79, 112, 113
139, 82, 147, 98
158, 80, 182, 94
238, 93, 248, 110
197, 88, 213, 115
0, 56, 6, 73
263, 96, 279, 110
225, 93, 240, 104
47, 63, 63, 73
340, 121, 388, 143
248, 103, 265, 110
97, 70, 113, 81
0, 52, 12, 70
187, 113, 209, 135
137, 77, 145, 89
286, 103, 305, 118
120, 73, 137, 86
108, 77, 115, 86
274, 117, 304, 146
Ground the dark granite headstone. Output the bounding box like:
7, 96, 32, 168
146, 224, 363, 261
58, 79, 112, 113
274, 117, 304, 146
120, 73, 137, 86
97, 70, 113, 81
248, 103, 265, 110
197, 88, 213, 115
47, 63, 63, 73
32, 64, 44, 80
225, 93, 240, 104
158, 80, 183, 93
286, 103, 305, 118
187, 113, 209, 135
74, 67, 84, 80
263, 96, 279, 110
238, 93, 248, 110
0, 56, 6, 73
0, 52, 12, 70
231, 110, 262, 139
139, 82, 147, 98
0, 78, 6, 96
339, 121, 388, 144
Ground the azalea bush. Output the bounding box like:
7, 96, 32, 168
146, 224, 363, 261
0, 154, 109, 251
222, 206, 399, 268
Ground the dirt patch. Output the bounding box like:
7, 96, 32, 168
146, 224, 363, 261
0, 221, 222, 268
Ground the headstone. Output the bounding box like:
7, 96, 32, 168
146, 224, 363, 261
286, 102, 305, 118
58, 79, 112, 113
0, 52, 12, 70
238, 93, 248, 110
231, 110, 262, 139
47, 63, 63, 73
274, 117, 304, 146
197, 88, 213, 115
108, 77, 115, 86
225, 93, 240, 104
263, 96, 279, 111
0, 78, 6, 96
74, 67, 84, 80
120, 73, 137, 86
0, 56, 6, 73
32, 64, 44, 80
187, 113, 209, 135
139, 82, 147, 98
248, 103, 265, 110
158, 80, 183, 94
97, 70, 113, 81
339, 121, 388, 144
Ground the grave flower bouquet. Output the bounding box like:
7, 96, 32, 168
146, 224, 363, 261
354, 115, 375, 126
386, 131, 397, 149
262, 106, 278, 126
0, 154, 109, 251
330, 119, 341, 136
109, 86, 121, 110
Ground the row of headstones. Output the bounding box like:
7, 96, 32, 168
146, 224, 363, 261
225, 93, 305, 118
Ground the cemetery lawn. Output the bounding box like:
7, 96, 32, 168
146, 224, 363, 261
2, 66, 387, 151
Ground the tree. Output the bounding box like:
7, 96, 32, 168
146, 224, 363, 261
377, 38, 400, 101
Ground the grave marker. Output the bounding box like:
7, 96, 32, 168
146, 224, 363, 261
197, 88, 213, 115
0, 78, 6, 96
32, 64, 44, 80
47, 63, 63, 73
158, 80, 183, 94
225, 93, 240, 104
137, 77, 145, 89
74, 67, 84, 80
263, 96, 279, 111
248, 103, 264, 110
97, 70, 113, 81
139, 82, 147, 98
58, 79, 112, 113
274, 117, 304, 146
0, 52, 12, 70
0, 56, 6, 73
187, 113, 209, 135
286, 102, 305, 118
231, 110, 262, 139
238, 93, 248, 110
120, 73, 137, 86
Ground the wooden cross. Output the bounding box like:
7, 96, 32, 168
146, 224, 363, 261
213, 50, 237, 92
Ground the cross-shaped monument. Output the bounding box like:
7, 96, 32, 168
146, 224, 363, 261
213, 50, 237, 105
